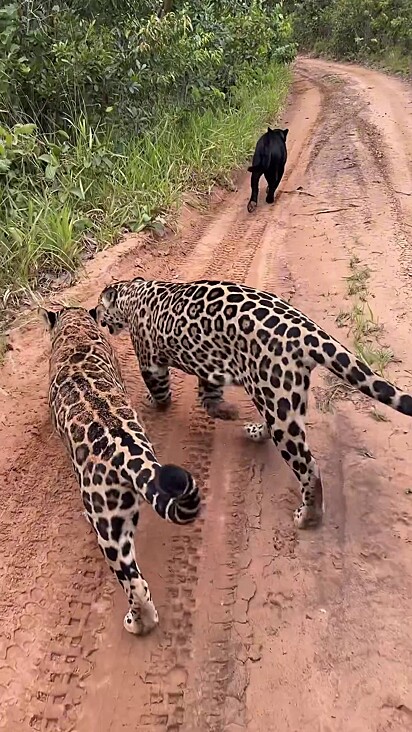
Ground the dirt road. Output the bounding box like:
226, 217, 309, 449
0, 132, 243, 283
1, 57, 412, 732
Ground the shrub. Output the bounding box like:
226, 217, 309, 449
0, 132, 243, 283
0, 1, 295, 302
285, 0, 412, 62
0, 2, 295, 130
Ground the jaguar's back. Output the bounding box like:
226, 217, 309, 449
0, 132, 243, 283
47, 308, 126, 440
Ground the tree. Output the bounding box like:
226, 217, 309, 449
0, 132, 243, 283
160, 0, 173, 16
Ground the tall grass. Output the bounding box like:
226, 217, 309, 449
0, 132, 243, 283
0, 65, 290, 306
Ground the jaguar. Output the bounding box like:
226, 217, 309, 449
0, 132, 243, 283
247, 127, 288, 213
40, 305, 200, 635
93, 278, 412, 529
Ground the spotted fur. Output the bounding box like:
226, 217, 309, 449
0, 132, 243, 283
40, 306, 200, 635
95, 278, 412, 529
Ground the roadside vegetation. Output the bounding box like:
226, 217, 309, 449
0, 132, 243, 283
0, 1, 295, 308
318, 253, 395, 415
338, 254, 394, 374
284, 0, 412, 75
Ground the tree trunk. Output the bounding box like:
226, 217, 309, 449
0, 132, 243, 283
159, 0, 173, 17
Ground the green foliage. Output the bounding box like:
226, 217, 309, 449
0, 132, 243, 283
0, 0, 294, 301
1, 1, 295, 128
285, 0, 412, 66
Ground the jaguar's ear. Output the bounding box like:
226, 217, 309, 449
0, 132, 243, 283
283, 128, 289, 139
38, 307, 58, 331
101, 285, 118, 309
267, 126, 273, 133
90, 304, 106, 325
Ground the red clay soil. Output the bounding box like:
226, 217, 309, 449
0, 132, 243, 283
1, 57, 412, 732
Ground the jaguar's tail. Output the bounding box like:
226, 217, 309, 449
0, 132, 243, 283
143, 464, 201, 524
307, 331, 412, 417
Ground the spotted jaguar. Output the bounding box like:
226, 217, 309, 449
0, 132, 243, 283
40, 305, 200, 635
94, 278, 412, 529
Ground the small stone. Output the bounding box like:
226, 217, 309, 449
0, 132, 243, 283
248, 644, 262, 662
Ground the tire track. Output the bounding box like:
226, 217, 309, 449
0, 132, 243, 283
64, 158, 264, 732
135, 405, 215, 731
142, 163, 322, 728
184, 446, 258, 732
179, 199, 260, 281
0, 433, 109, 732
104, 188, 274, 731
203, 218, 270, 282
109, 190, 282, 730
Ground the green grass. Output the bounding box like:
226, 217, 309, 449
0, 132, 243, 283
0, 65, 291, 307
344, 282, 394, 376
338, 281, 395, 376
345, 255, 370, 299
321, 254, 397, 413
354, 339, 394, 373
367, 48, 412, 77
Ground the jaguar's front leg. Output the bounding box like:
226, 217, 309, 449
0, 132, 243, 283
141, 364, 172, 410
198, 378, 239, 421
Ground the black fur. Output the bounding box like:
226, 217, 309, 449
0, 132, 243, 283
46, 310, 58, 329
247, 127, 288, 212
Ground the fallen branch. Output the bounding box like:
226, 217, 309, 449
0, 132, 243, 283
316, 206, 360, 214
282, 186, 316, 198
296, 205, 360, 216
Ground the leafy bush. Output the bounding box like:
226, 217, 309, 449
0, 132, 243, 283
1, 2, 295, 129
0, 1, 295, 302
285, 0, 412, 64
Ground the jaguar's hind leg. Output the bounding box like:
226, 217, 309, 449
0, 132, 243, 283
274, 420, 324, 529
265, 174, 277, 204
244, 420, 322, 528
198, 378, 239, 420
265, 164, 284, 204
272, 396, 322, 527
94, 511, 159, 635
247, 169, 262, 213
249, 371, 324, 528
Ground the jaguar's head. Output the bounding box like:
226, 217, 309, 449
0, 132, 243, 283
39, 305, 99, 340
95, 277, 148, 335
93, 283, 127, 336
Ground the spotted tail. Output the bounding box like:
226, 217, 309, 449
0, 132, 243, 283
143, 464, 201, 524
311, 334, 412, 416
